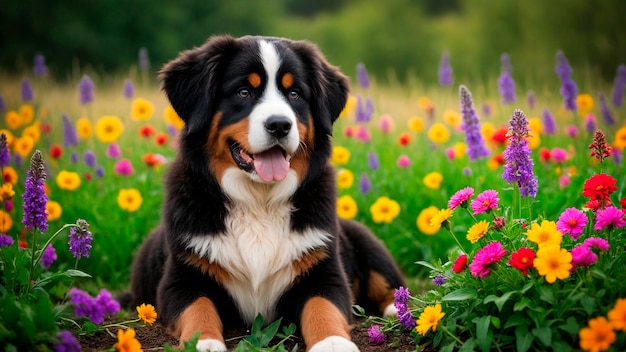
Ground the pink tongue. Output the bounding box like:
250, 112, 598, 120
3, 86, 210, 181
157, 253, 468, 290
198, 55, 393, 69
253, 148, 290, 182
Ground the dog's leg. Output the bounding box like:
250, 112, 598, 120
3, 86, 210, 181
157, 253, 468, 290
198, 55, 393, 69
171, 296, 226, 352
301, 296, 359, 352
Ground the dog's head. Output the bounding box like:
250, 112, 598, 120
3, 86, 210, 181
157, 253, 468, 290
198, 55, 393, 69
161, 35, 349, 186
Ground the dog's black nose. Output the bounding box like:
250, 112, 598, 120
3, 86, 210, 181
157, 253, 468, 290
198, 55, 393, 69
264, 115, 292, 139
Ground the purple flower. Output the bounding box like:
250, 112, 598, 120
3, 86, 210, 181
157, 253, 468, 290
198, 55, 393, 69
138, 47, 150, 71
0, 233, 14, 247
555, 50, 573, 79
70, 152, 79, 164
555, 51, 578, 111
83, 150, 97, 168
122, 79, 135, 99
438, 51, 453, 86
542, 108, 557, 135
41, 244, 57, 269
106, 142, 121, 159
462, 167, 472, 176
481, 103, 492, 118
433, 274, 447, 286
95, 166, 105, 178
598, 92, 615, 125
22, 150, 48, 231
501, 53, 513, 74
613, 148, 622, 165
498, 71, 516, 104
526, 90, 536, 110
356, 63, 370, 89
367, 325, 385, 344
0, 132, 11, 167
502, 109, 538, 198
78, 75, 94, 105
566, 125, 579, 138
394, 286, 410, 307
0, 95, 5, 111
367, 151, 379, 171
556, 207, 587, 240
358, 173, 371, 194
21, 78, 34, 102
460, 85, 490, 161
68, 288, 120, 324
584, 113, 596, 135
594, 206, 626, 231
469, 241, 507, 278
355, 96, 374, 124
68, 219, 92, 259
612, 64, 626, 107
33, 54, 48, 77
53, 330, 81, 352
62, 113, 79, 147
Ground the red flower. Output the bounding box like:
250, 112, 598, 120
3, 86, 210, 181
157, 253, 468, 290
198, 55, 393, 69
539, 148, 551, 162
621, 198, 626, 212
50, 144, 63, 160
582, 173, 617, 201
509, 248, 535, 275
491, 127, 508, 146
41, 123, 52, 134
584, 198, 612, 212
139, 125, 156, 138
452, 254, 468, 273
155, 133, 169, 146
491, 154, 505, 167
18, 240, 28, 249
398, 132, 411, 147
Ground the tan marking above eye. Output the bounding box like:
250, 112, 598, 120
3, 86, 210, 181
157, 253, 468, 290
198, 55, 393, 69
248, 73, 261, 88
281, 73, 294, 89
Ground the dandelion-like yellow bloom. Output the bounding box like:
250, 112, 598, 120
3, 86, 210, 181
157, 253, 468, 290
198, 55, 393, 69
332, 146, 351, 165
527, 129, 541, 149
95, 115, 124, 143
466, 220, 490, 243
118, 188, 143, 212
136, 303, 157, 326
481, 122, 495, 144
336, 169, 354, 189
19, 104, 35, 124
415, 303, 445, 335
56, 170, 81, 191
430, 208, 453, 228
13, 136, 35, 158
427, 123, 449, 145
0, 183, 14, 202
407, 116, 424, 133
369, 196, 400, 224
416, 206, 440, 235
76, 117, 93, 139
608, 298, 626, 331
423, 171, 443, 190
340, 95, 357, 117
614, 127, 626, 151
526, 220, 562, 248
579, 317, 616, 352
442, 109, 461, 128
528, 117, 543, 135
46, 201, 62, 221
0, 210, 13, 232
164, 105, 184, 130
533, 245, 572, 283
453, 142, 466, 159
3, 167, 18, 185
576, 93, 594, 115
131, 97, 155, 121
417, 96, 434, 111
115, 328, 143, 352
337, 195, 358, 220
22, 122, 41, 144
6, 110, 22, 130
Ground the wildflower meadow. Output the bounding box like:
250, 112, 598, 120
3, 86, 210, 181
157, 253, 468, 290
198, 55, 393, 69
1, 48, 625, 351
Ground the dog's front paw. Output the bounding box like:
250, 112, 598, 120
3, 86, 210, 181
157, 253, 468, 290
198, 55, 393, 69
196, 338, 227, 352
308, 336, 359, 352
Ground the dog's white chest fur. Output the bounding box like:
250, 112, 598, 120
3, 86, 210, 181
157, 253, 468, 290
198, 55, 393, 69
186, 169, 330, 324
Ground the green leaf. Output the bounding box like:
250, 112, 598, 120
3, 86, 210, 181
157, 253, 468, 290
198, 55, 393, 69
515, 325, 534, 352
473, 315, 493, 352
531, 326, 552, 347
558, 317, 580, 334
458, 338, 476, 352
65, 269, 92, 278
259, 318, 282, 347
537, 286, 554, 304
503, 312, 530, 329
581, 296, 596, 315
483, 291, 515, 311
490, 316, 501, 329
415, 260, 439, 271
442, 288, 477, 301
513, 297, 531, 312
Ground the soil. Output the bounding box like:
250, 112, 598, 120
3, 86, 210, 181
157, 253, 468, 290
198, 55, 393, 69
77, 317, 417, 351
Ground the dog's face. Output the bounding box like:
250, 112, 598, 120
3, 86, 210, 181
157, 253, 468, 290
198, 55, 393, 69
160, 35, 349, 185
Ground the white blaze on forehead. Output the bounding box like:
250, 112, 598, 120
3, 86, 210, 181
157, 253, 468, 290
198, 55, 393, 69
247, 40, 299, 155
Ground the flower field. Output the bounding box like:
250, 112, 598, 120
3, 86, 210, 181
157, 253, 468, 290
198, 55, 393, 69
1, 50, 625, 351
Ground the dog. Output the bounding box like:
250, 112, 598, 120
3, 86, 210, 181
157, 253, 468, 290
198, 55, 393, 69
120, 35, 405, 352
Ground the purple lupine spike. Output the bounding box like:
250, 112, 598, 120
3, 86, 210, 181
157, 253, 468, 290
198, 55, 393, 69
460, 85, 490, 161
526, 90, 536, 110
584, 114, 596, 134
138, 47, 150, 71
560, 78, 578, 111
598, 92, 615, 125
438, 51, 453, 86
358, 173, 372, 194
555, 50, 573, 80
542, 108, 557, 135
355, 96, 374, 124
122, 79, 135, 99
78, 75, 94, 105
33, 54, 48, 77
356, 63, 370, 89
503, 109, 538, 198
21, 78, 34, 102
62, 113, 79, 147
611, 64, 626, 107
68, 219, 92, 259
498, 71, 516, 104
22, 150, 48, 231
501, 53, 513, 74
0, 133, 11, 167
83, 150, 96, 168
367, 151, 379, 171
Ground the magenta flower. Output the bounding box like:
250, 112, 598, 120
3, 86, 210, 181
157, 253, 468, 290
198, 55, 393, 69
396, 155, 411, 168
367, 325, 385, 344
571, 244, 598, 268
378, 114, 393, 134
556, 207, 587, 240
594, 206, 626, 231
469, 241, 507, 278
550, 148, 568, 163
106, 142, 121, 159
470, 190, 499, 215
584, 237, 610, 251
448, 187, 474, 210
355, 126, 371, 143
566, 125, 579, 138
114, 159, 134, 176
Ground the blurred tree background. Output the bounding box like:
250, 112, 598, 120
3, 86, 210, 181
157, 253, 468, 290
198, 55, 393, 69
1, 0, 625, 86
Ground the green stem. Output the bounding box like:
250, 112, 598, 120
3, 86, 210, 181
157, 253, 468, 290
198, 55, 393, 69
32, 224, 77, 269
445, 226, 466, 254
440, 324, 464, 345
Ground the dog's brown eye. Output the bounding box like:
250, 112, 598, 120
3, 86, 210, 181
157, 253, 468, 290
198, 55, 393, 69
288, 90, 299, 100
238, 89, 250, 98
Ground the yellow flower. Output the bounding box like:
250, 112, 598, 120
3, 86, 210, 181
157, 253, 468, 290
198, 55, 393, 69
481, 122, 495, 143
332, 146, 351, 165
136, 303, 158, 326
13, 136, 35, 158
46, 200, 62, 221
164, 105, 185, 130
76, 117, 93, 139
56, 170, 81, 191
19, 104, 35, 124
131, 97, 155, 121
430, 208, 453, 228
407, 116, 424, 133
369, 196, 400, 224
336, 195, 358, 220
614, 127, 626, 151
417, 96, 434, 111
427, 123, 449, 145
526, 220, 562, 248
576, 93, 594, 115
118, 188, 143, 212
336, 169, 354, 189
3, 166, 18, 185
533, 245, 572, 283
115, 328, 143, 352
466, 220, 490, 243
22, 122, 41, 144
416, 206, 440, 235
528, 117, 543, 135
527, 129, 541, 149
0, 210, 13, 232
453, 142, 466, 159
423, 172, 443, 190
0, 183, 15, 202
95, 115, 124, 143
579, 317, 616, 352
442, 109, 461, 128
608, 298, 626, 331
6, 110, 22, 130
415, 303, 445, 335
340, 95, 357, 117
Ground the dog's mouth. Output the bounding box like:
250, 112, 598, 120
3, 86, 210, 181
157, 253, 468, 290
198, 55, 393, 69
229, 141, 292, 183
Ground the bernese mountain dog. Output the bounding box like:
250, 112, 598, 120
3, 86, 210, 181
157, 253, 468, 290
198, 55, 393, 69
120, 35, 405, 352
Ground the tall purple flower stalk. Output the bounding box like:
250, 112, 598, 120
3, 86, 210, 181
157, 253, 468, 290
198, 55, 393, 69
21, 78, 34, 102
394, 287, 415, 329
33, 54, 48, 77
460, 85, 490, 161
356, 63, 370, 89
355, 96, 374, 124
611, 64, 626, 107
542, 108, 557, 135
438, 51, 453, 86
503, 109, 538, 198
138, 47, 150, 71
78, 75, 94, 105
22, 150, 48, 231
526, 90, 536, 110
62, 113, 79, 147
501, 53, 512, 74
598, 92, 616, 125
555, 50, 578, 111
498, 70, 516, 104
0, 133, 11, 167
122, 79, 135, 99
68, 219, 93, 259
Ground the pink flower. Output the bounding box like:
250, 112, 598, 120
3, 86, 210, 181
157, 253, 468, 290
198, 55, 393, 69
445, 147, 455, 160
106, 142, 121, 158
470, 190, 499, 215
566, 125, 579, 138
396, 155, 411, 168
559, 175, 571, 189
594, 206, 626, 231
550, 148, 568, 163
556, 207, 587, 240
355, 126, 371, 143
378, 114, 393, 134
448, 187, 474, 210
571, 244, 598, 268
469, 241, 507, 278
114, 159, 134, 176
583, 237, 610, 251
343, 126, 354, 138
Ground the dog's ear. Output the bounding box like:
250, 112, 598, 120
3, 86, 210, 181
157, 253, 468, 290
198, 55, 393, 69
160, 35, 238, 132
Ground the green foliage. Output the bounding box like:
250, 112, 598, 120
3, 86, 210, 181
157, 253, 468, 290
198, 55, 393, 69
232, 314, 298, 352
